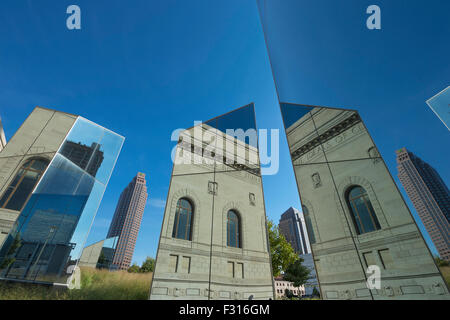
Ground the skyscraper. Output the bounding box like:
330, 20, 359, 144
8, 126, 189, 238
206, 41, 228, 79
107, 172, 148, 270
279, 207, 319, 296
0, 106, 124, 285
396, 148, 450, 262
279, 207, 311, 255
0, 116, 6, 152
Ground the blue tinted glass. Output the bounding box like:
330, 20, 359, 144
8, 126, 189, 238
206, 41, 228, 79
206, 103, 258, 149
349, 201, 363, 234
427, 86, 450, 130
59, 117, 124, 184
280, 103, 315, 129
352, 196, 374, 233
103, 236, 118, 249
0, 118, 123, 285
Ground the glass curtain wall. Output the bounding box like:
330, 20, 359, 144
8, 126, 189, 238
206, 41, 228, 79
0, 117, 124, 285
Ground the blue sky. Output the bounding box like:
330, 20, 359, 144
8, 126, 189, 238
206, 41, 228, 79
0, 0, 448, 265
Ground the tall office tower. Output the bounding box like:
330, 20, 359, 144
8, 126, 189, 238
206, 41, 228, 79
279, 207, 311, 255
0, 106, 124, 285
0, 116, 6, 151
278, 207, 319, 295
150, 104, 274, 300
278, 103, 449, 300
396, 148, 450, 262
107, 172, 148, 270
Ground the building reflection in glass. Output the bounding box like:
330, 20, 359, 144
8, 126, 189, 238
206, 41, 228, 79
0, 116, 124, 285
150, 104, 274, 300
279, 103, 449, 299
79, 236, 119, 270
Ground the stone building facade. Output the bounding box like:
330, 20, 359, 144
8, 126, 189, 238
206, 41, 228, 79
274, 276, 305, 298
280, 103, 449, 300
0, 107, 77, 248
150, 105, 274, 300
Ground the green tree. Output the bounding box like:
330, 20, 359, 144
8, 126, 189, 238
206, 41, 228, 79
97, 252, 106, 266
283, 258, 311, 287
0, 233, 22, 269
435, 256, 449, 267
284, 288, 294, 299
128, 263, 140, 273
267, 220, 297, 277
140, 257, 155, 273
312, 287, 320, 297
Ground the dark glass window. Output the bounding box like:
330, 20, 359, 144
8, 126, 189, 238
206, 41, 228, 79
346, 186, 381, 234
227, 210, 241, 248
0, 158, 49, 211
172, 198, 193, 240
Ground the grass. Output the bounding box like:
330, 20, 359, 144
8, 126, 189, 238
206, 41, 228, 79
0, 267, 448, 300
441, 266, 450, 287
0, 267, 152, 300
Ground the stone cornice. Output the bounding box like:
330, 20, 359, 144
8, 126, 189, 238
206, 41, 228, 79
291, 113, 362, 161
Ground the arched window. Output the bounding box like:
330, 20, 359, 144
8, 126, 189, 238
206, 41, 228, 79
172, 198, 193, 240
346, 186, 381, 234
227, 210, 241, 248
0, 158, 49, 211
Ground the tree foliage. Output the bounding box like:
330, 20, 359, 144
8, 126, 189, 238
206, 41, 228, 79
283, 257, 311, 287
312, 287, 320, 297
140, 257, 155, 273
127, 263, 140, 273
127, 257, 155, 273
435, 256, 449, 267
267, 220, 298, 277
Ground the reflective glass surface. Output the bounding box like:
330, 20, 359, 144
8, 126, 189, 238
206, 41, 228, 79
151, 104, 273, 300
0, 117, 124, 285
426, 86, 450, 130
97, 236, 119, 270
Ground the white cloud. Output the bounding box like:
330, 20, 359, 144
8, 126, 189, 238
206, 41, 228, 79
147, 198, 166, 209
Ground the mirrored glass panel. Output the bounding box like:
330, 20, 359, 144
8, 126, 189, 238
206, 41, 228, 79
172, 123, 217, 176
0, 117, 124, 285
426, 86, 450, 130
97, 236, 119, 270
151, 104, 274, 300
279, 104, 448, 300
60, 117, 123, 184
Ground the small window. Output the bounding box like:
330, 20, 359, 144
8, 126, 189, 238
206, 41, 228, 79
363, 251, 376, 267
379, 249, 394, 269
